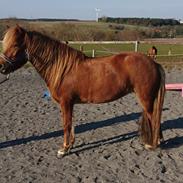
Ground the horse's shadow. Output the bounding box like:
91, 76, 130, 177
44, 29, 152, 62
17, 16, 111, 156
0, 112, 140, 150
161, 117, 183, 149
0, 113, 183, 151
71, 117, 183, 153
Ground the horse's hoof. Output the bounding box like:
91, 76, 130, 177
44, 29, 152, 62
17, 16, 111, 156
158, 139, 162, 145
144, 144, 154, 150
57, 148, 71, 158
158, 138, 164, 145
57, 149, 67, 158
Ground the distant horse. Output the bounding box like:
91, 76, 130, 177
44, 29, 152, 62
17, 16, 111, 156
0, 26, 165, 157
148, 46, 158, 60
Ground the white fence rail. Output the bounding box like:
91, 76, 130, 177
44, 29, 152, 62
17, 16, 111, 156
84, 49, 183, 58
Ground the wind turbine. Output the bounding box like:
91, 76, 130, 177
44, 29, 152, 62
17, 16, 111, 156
95, 8, 101, 22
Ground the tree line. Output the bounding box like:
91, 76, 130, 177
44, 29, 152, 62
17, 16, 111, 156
99, 17, 180, 27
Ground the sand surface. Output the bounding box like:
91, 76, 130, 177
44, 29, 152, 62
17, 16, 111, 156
0, 66, 183, 183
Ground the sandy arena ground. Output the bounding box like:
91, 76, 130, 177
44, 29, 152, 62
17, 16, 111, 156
0, 66, 183, 183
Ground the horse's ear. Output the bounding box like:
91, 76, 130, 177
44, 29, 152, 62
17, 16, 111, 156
16, 24, 25, 33
16, 24, 21, 30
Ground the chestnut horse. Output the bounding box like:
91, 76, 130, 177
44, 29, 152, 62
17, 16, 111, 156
148, 46, 158, 60
0, 26, 165, 157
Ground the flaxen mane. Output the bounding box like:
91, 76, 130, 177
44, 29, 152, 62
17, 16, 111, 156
24, 30, 87, 90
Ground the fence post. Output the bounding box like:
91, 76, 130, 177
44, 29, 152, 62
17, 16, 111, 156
135, 41, 139, 52
80, 45, 83, 52
92, 49, 95, 57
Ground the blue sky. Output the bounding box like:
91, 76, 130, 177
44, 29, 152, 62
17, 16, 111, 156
0, 0, 183, 20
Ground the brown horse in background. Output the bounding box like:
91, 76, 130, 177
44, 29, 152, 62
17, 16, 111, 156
0, 26, 165, 157
148, 46, 158, 60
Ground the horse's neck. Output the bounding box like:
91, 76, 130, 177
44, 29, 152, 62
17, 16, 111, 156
25, 33, 88, 92
27, 43, 82, 91
27, 48, 53, 84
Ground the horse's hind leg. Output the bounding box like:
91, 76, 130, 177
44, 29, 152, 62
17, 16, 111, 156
57, 100, 74, 157
139, 109, 153, 149
138, 98, 162, 149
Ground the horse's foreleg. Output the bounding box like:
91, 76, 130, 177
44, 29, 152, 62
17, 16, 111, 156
57, 101, 74, 157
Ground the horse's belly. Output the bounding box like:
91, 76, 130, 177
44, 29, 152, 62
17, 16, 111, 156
79, 84, 131, 104
89, 93, 126, 104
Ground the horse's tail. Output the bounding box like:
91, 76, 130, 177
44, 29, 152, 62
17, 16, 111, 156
139, 63, 165, 149
151, 64, 165, 147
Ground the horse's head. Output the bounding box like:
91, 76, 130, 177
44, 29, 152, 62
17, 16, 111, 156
0, 25, 29, 75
